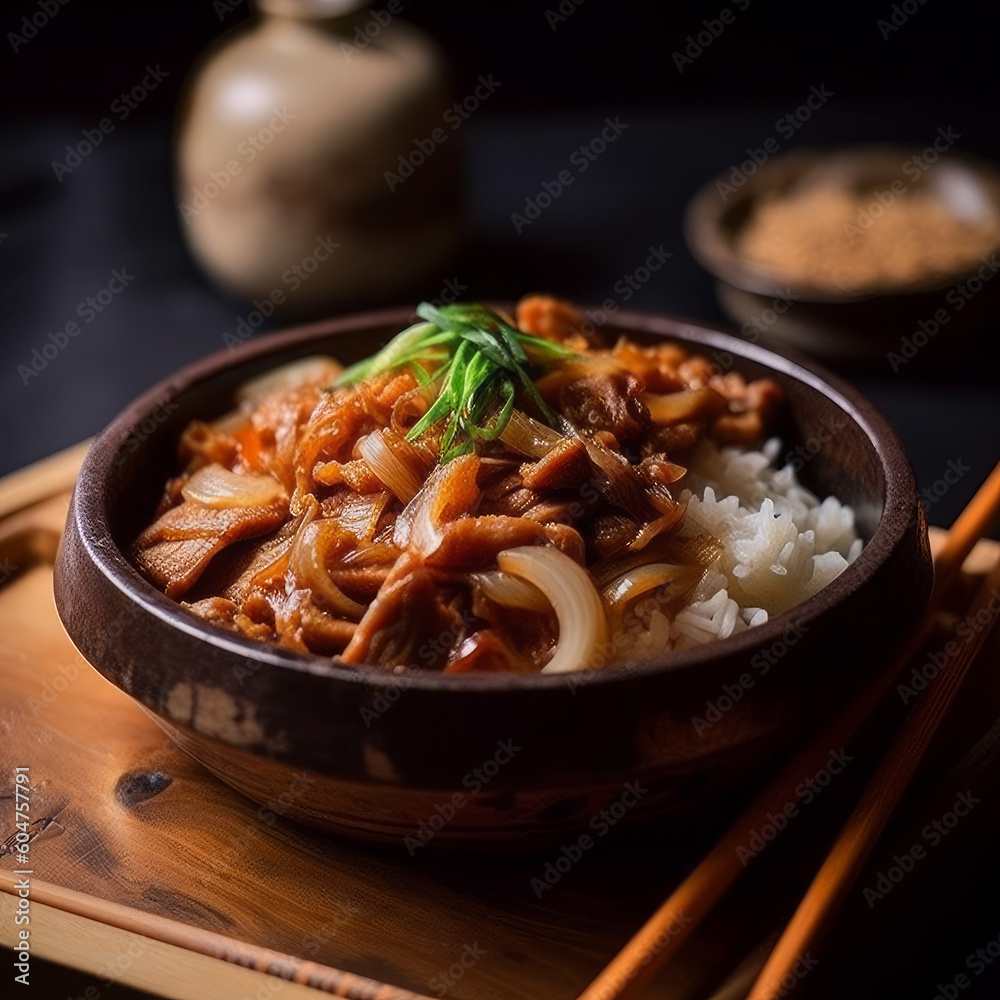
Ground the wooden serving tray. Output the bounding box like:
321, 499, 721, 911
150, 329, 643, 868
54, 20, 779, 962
1, 444, 998, 1000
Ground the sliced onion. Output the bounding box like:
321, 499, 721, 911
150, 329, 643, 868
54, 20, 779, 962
335, 491, 392, 542
392, 493, 418, 550
641, 387, 726, 425
469, 570, 549, 611
581, 438, 656, 522
647, 485, 683, 518
591, 530, 723, 588
497, 545, 608, 674
602, 562, 685, 604
391, 375, 443, 436
628, 501, 688, 551
288, 519, 367, 620
236, 356, 343, 405
498, 409, 563, 458
210, 407, 250, 435
181, 463, 284, 509
601, 562, 697, 631
359, 428, 428, 503
533, 357, 626, 398
404, 453, 480, 556
340, 537, 403, 568
677, 528, 725, 568
640, 459, 688, 486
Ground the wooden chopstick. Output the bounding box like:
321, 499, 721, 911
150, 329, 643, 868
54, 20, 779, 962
930, 460, 1000, 601
744, 549, 1000, 999
577, 464, 1000, 1000
575, 642, 910, 1000
706, 940, 773, 1000
0, 871, 434, 1000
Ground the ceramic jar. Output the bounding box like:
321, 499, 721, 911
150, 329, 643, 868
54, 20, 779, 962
177, 0, 462, 315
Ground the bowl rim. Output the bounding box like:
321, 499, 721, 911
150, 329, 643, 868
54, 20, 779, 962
65, 303, 921, 694
683, 143, 1000, 304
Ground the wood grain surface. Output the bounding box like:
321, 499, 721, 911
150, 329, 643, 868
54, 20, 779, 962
0, 494, 753, 1000
0, 455, 998, 1000
0, 893, 325, 1000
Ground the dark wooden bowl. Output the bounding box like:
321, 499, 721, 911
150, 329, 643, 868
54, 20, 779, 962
684, 146, 1000, 364
54, 306, 933, 851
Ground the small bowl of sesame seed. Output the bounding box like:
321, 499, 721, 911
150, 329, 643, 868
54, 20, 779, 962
684, 145, 1000, 366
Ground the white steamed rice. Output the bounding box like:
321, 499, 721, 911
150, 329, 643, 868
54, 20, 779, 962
622, 438, 863, 658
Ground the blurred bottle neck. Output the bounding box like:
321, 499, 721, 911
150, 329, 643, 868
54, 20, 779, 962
254, 0, 367, 20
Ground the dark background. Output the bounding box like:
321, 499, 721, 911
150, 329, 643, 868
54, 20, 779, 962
2, 0, 999, 517
2, 2, 998, 997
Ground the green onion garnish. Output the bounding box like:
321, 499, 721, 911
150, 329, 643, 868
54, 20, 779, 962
336, 302, 579, 463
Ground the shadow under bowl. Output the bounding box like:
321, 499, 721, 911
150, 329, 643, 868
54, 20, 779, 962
684, 146, 1000, 365
54, 306, 933, 851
